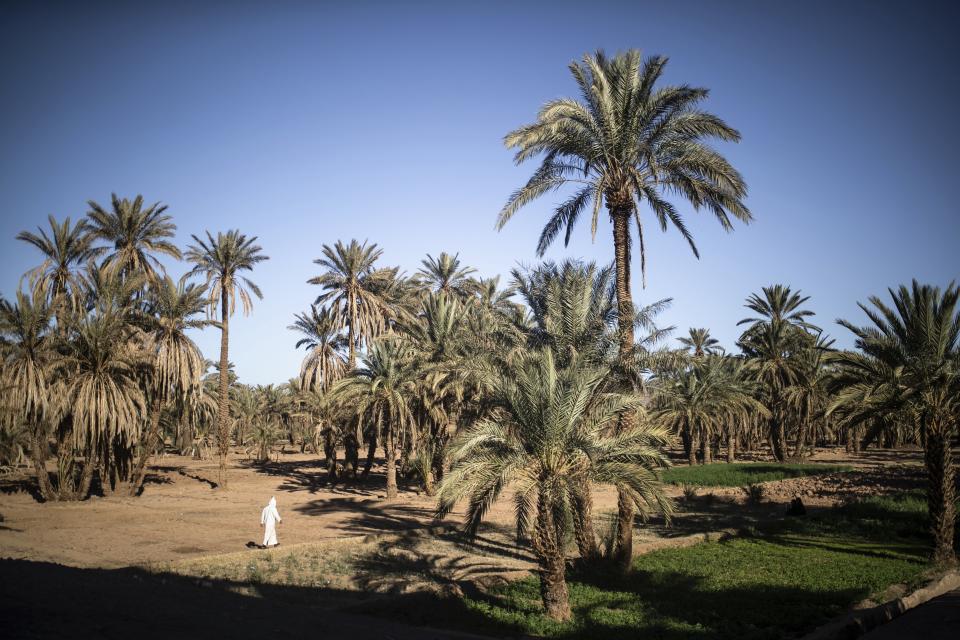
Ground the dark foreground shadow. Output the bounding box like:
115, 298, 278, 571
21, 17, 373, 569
0, 557, 496, 640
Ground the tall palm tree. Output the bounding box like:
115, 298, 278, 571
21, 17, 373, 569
128, 276, 210, 495
289, 304, 347, 391
309, 239, 399, 370
415, 252, 478, 298
737, 284, 819, 461
678, 327, 723, 357
331, 339, 416, 499
186, 230, 268, 487
16, 215, 101, 313
498, 50, 749, 564
437, 349, 673, 620
0, 290, 57, 500
835, 280, 960, 565
86, 194, 181, 284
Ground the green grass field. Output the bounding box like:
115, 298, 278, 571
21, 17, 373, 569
364, 492, 931, 640
660, 462, 853, 487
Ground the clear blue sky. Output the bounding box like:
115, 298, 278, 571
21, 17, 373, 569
1, 0, 957, 385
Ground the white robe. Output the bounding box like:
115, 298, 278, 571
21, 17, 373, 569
260, 497, 281, 546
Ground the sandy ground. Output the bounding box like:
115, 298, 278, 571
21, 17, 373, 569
0, 446, 928, 569
0, 450, 618, 568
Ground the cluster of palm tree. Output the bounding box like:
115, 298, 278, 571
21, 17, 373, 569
292, 249, 677, 619
2, 48, 956, 622
0, 194, 268, 497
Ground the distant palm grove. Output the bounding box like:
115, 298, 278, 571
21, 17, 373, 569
1, 51, 957, 620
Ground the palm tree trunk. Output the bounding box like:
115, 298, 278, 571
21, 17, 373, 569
348, 290, 357, 370
323, 428, 338, 481
571, 486, 599, 562
423, 466, 435, 496
30, 426, 56, 501
688, 429, 699, 466
344, 433, 359, 478
385, 427, 397, 500
431, 423, 450, 485
702, 434, 712, 464
533, 492, 571, 621
76, 449, 97, 500
793, 419, 808, 459
217, 291, 231, 488
726, 424, 736, 463
681, 427, 692, 462
924, 425, 956, 565
770, 413, 787, 462
129, 396, 163, 496
611, 206, 636, 569
361, 431, 377, 478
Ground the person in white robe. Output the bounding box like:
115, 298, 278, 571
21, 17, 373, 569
260, 496, 282, 547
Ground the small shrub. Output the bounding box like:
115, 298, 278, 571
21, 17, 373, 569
245, 563, 262, 583
681, 484, 697, 502
742, 484, 765, 505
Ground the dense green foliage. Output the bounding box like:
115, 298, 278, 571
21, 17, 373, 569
660, 462, 853, 487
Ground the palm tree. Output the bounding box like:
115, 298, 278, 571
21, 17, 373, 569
309, 239, 399, 370
783, 337, 833, 458
298, 385, 342, 479
737, 284, 819, 461
289, 304, 347, 391
16, 215, 101, 313
86, 194, 181, 284
678, 327, 723, 357
437, 349, 673, 620
401, 292, 476, 492
415, 252, 478, 298
0, 290, 57, 500
54, 308, 148, 499
474, 276, 518, 315
835, 281, 960, 565
186, 230, 268, 487
331, 339, 416, 499
513, 260, 617, 366
253, 384, 290, 460
128, 276, 210, 495
652, 355, 766, 465
498, 50, 749, 564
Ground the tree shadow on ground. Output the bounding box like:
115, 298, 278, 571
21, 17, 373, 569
149, 465, 219, 489
354, 557, 879, 640
352, 530, 529, 596
542, 566, 873, 640
0, 474, 42, 501
293, 496, 438, 535
238, 454, 424, 497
